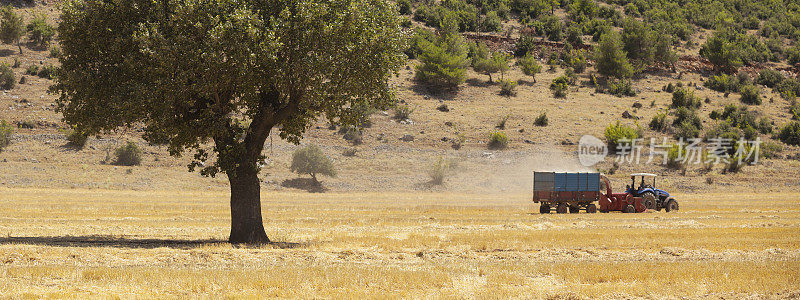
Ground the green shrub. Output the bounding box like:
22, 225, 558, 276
756, 69, 784, 88
499, 79, 517, 96
608, 78, 635, 97
704, 120, 740, 142
25, 64, 38, 75
487, 130, 508, 149
0, 120, 11, 151
550, 75, 569, 98
561, 48, 587, 73
604, 121, 641, 150
37, 64, 56, 79
113, 141, 143, 166
414, 26, 469, 90
739, 84, 761, 105
760, 141, 782, 159
665, 144, 684, 169
704, 74, 739, 93
481, 11, 502, 32
398, 0, 412, 15
66, 126, 89, 148
393, 104, 413, 120
675, 120, 701, 140
778, 121, 800, 146
0, 63, 13, 90
671, 87, 701, 109
473, 51, 509, 82
290, 144, 336, 183
428, 157, 456, 185
534, 112, 548, 127
49, 45, 61, 58
517, 53, 541, 83
594, 32, 633, 79
649, 113, 669, 132
790, 100, 800, 120
26, 13, 54, 48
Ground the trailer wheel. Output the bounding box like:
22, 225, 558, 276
586, 204, 597, 213
556, 204, 568, 214
665, 199, 679, 212
539, 204, 550, 214
624, 205, 636, 213
569, 205, 580, 214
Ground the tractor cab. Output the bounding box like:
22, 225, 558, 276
626, 173, 679, 211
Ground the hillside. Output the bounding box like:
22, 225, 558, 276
1, 0, 800, 195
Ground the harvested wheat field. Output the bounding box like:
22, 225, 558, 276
0, 188, 797, 298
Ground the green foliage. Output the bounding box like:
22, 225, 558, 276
561, 48, 587, 73
700, 30, 741, 72
405, 28, 436, 59
514, 33, 538, 57
739, 84, 762, 105
0, 119, 11, 151
517, 53, 541, 82
49, 45, 61, 58
482, 10, 502, 32
113, 141, 142, 166
675, 120, 701, 140
66, 126, 89, 148
499, 79, 517, 96
566, 25, 583, 46
534, 112, 548, 127
0, 63, 14, 90
550, 75, 569, 98
487, 130, 508, 149
621, 18, 654, 71
790, 100, 800, 120
760, 141, 782, 159
778, 121, 800, 146
36, 64, 55, 79
672, 107, 702, 140
757, 69, 784, 88
25, 64, 37, 75
704, 73, 740, 93
428, 157, 456, 185
671, 87, 701, 109
649, 113, 669, 132
55, 0, 406, 181
604, 121, 641, 150
0, 6, 24, 53
393, 104, 414, 120
26, 13, 54, 48
398, 0, 412, 15
415, 25, 469, 89
594, 32, 632, 79
290, 144, 336, 182
541, 15, 563, 41
776, 78, 800, 100
665, 144, 683, 169
473, 51, 509, 82
608, 78, 635, 97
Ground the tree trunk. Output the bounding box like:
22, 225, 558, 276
228, 167, 270, 244
17, 40, 22, 55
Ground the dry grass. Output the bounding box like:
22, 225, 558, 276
0, 188, 798, 298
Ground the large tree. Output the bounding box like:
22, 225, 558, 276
53, 0, 406, 244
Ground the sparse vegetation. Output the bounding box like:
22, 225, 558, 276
0, 63, 14, 90
26, 13, 54, 48
550, 75, 569, 98
0, 119, 11, 151
534, 112, 548, 127
66, 126, 88, 149
113, 141, 143, 166
290, 145, 336, 184
393, 104, 413, 120
649, 113, 669, 132
604, 121, 641, 150
428, 157, 456, 185
499, 79, 517, 96
778, 121, 800, 146
487, 130, 508, 149
739, 84, 762, 105
517, 53, 541, 83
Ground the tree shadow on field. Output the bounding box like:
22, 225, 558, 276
0, 49, 15, 57
281, 177, 328, 193
410, 82, 457, 101
0, 235, 303, 249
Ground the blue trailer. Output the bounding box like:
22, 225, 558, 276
532, 172, 601, 214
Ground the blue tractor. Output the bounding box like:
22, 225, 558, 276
625, 173, 679, 212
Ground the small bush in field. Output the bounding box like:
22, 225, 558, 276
393, 104, 413, 120
649, 113, 668, 132
550, 75, 569, 98
0, 120, 12, 151
534, 112, 548, 127
608, 78, 635, 97
290, 144, 336, 184
739, 84, 762, 105
428, 157, 456, 185
665, 144, 684, 169
66, 126, 89, 149
760, 141, 782, 159
113, 141, 143, 166
778, 121, 800, 146
603, 121, 641, 150
0, 63, 14, 90
487, 130, 508, 149
499, 79, 517, 96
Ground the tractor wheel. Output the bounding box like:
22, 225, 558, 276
586, 204, 597, 213
665, 199, 679, 212
642, 193, 656, 210
556, 203, 568, 214
624, 205, 636, 213
569, 205, 580, 214
539, 204, 550, 214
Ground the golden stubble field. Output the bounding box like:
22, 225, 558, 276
0, 188, 797, 298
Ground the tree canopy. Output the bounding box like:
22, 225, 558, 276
53, 0, 406, 243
